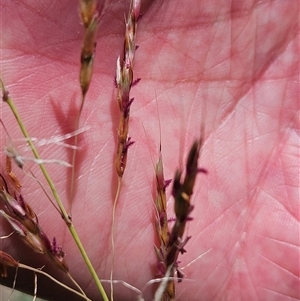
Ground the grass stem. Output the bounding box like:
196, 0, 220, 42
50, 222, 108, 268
110, 176, 122, 301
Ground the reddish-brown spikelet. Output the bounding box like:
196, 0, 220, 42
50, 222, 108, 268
79, 0, 99, 98
6, 156, 22, 190
79, 0, 97, 28
0, 250, 19, 277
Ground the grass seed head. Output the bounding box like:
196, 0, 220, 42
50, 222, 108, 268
156, 139, 204, 300
115, 0, 141, 178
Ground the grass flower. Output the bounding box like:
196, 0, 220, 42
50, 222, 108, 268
155, 139, 207, 300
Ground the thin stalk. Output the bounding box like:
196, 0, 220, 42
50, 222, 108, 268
19, 263, 92, 301
110, 177, 121, 301
70, 103, 83, 213
1, 85, 109, 301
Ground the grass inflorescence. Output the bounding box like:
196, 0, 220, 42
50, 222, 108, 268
154, 139, 206, 301
111, 0, 141, 300
0, 1, 205, 301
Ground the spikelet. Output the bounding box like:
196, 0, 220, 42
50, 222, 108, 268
0, 250, 19, 278
79, 0, 99, 100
